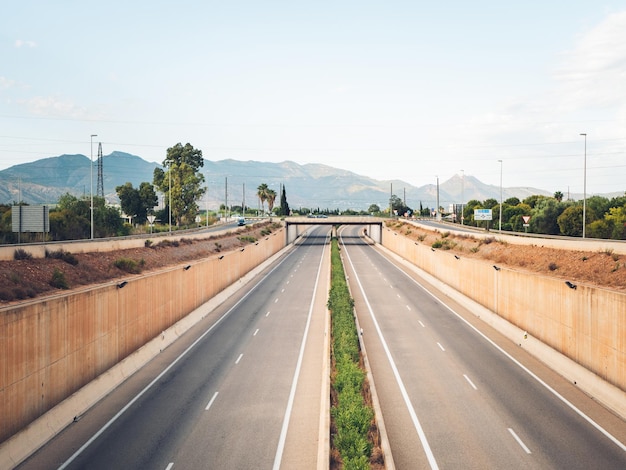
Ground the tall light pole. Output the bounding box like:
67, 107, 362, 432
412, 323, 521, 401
498, 160, 503, 232
206, 176, 209, 228
168, 166, 172, 233
90, 134, 97, 239
436, 176, 440, 221
580, 133, 587, 238
461, 169, 464, 225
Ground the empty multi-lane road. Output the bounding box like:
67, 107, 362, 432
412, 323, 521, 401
340, 225, 626, 469
17, 225, 626, 469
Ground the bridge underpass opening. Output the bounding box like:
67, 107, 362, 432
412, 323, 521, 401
284, 216, 384, 244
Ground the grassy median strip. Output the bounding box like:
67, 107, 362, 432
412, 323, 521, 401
328, 238, 381, 469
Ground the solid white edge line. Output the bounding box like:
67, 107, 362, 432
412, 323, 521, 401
384, 249, 626, 454
272, 232, 328, 470
57, 246, 299, 470
508, 428, 532, 454
342, 239, 440, 470
205, 392, 219, 411
463, 374, 478, 391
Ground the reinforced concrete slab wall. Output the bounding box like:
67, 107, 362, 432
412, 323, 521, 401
0, 229, 286, 443
382, 228, 626, 393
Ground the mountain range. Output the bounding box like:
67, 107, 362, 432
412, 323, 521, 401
0, 151, 557, 211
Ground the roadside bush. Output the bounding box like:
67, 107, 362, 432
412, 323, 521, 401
238, 235, 257, 243
45, 249, 79, 265
14, 249, 32, 260
0, 288, 15, 301
49, 268, 69, 289
113, 257, 144, 274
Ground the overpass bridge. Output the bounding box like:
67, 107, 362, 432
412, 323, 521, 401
284, 216, 386, 243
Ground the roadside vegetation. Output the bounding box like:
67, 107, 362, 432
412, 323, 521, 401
328, 238, 382, 469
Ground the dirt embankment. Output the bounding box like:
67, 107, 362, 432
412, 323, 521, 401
387, 221, 626, 292
2, 220, 624, 306
0, 222, 281, 305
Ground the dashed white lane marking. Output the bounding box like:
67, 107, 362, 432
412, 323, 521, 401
274, 298, 279, 303
165, 463, 174, 470
205, 391, 219, 411
418, 320, 425, 328
266, 311, 270, 317
235, 353, 243, 364
406, 305, 411, 311
281, 288, 285, 293
508, 428, 532, 454
437, 342, 446, 352
463, 374, 478, 390
253, 328, 259, 336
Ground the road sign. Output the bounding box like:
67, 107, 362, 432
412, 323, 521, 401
522, 215, 531, 224
474, 209, 492, 221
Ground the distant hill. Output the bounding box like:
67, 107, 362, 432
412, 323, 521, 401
0, 151, 555, 210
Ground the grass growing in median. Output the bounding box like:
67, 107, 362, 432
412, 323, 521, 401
328, 238, 376, 469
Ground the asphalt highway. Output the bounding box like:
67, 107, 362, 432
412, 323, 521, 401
19, 227, 331, 470
16, 224, 626, 469
340, 226, 626, 469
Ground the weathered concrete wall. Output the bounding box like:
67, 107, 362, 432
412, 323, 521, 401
382, 228, 626, 393
0, 229, 286, 443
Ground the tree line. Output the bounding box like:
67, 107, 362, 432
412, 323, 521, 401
381, 191, 626, 239
0, 143, 293, 243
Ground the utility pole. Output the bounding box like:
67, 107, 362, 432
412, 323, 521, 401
90, 134, 97, 240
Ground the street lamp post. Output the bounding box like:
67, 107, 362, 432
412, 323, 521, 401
461, 169, 464, 225
580, 133, 587, 238
498, 160, 503, 232
90, 134, 97, 239
169, 165, 172, 233
436, 176, 440, 221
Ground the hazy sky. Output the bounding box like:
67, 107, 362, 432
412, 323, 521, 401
2, 1, 626, 196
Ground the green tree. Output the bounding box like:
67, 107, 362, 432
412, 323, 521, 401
557, 205, 584, 236
257, 183, 269, 214
554, 191, 564, 202
530, 197, 568, 235
116, 182, 158, 225
266, 188, 277, 214
279, 185, 290, 216
605, 205, 626, 239
153, 143, 205, 226
390, 194, 411, 217
367, 204, 380, 214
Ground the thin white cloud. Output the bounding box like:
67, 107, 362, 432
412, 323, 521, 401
14, 39, 37, 48
0, 76, 17, 90
18, 95, 88, 118
553, 11, 626, 109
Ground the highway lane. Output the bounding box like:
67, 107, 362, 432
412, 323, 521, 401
340, 227, 626, 469
18, 227, 330, 470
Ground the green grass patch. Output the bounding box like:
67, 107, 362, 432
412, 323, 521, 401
328, 238, 376, 469
113, 257, 145, 274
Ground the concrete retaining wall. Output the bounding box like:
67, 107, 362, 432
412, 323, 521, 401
0, 228, 286, 443
381, 228, 626, 393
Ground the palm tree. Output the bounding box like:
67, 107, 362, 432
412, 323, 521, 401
257, 183, 269, 214
266, 189, 277, 214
